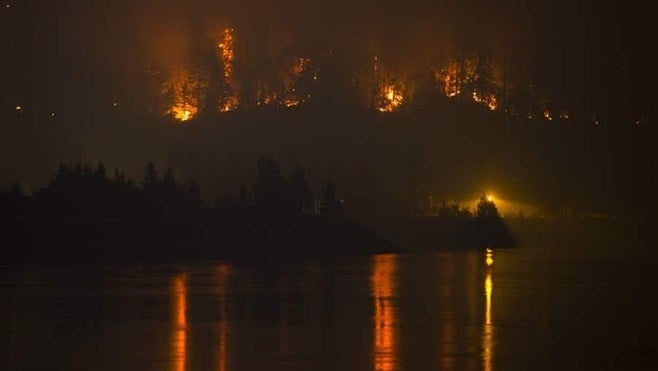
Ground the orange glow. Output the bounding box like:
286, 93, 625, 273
252, 55, 311, 108
378, 85, 403, 112
436, 57, 500, 111
372, 254, 397, 371
217, 264, 232, 371
473, 91, 498, 111
166, 67, 201, 122
291, 57, 309, 76
436, 62, 461, 98
283, 98, 302, 107
218, 28, 239, 112
543, 110, 553, 121
173, 273, 187, 371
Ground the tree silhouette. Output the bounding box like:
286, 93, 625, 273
143, 162, 159, 190
188, 179, 201, 199
94, 161, 106, 180
252, 157, 289, 211
476, 193, 500, 220
161, 166, 177, 191
320, 180, 343, 217
288, 162, 311, 213
473, 52, 496, 99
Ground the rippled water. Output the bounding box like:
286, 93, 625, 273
1, 243, 656, 370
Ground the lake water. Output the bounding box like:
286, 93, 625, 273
1, 241, 656, 370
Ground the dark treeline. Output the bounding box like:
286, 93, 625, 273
0, 159, 399, 263
372, 194, 516, 250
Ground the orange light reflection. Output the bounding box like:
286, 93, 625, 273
173, 273, 187, 371
483, 250, 493, 371
372, 254, 397, 371
217, 264, 232, 371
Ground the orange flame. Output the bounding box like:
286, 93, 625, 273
437, 61, 461, 98
218, 28, 239, 112
167, 67, 201, 122
378, 85, 403, 112
473, 91, 498, 111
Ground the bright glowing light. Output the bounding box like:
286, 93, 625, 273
166, 67, 202, 122
378, 85, 403, 112
14, 105, 21, 110
483, 248, 494, 371
593, 116, 600, 126
484, 278, 486, 325
473, 91, 498, 111
543, 110, 553, 121
486, 194, 494, 202
483, 268, 493, 371
282, 98, 302, 108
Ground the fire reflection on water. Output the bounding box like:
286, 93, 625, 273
217, 264, 231, 371
483, 248, 494, 371
172, 273, 187, 371
372, 254, 398, 371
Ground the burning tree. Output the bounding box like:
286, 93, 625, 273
435, 53, 499, 110
162, 66, 208, 122
366, 55, 410, 113
217, 27, 239, 112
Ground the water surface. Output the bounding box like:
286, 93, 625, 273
1, 243, 656, 370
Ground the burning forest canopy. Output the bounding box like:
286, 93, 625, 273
2, 0, 656, 124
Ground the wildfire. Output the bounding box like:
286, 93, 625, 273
378, 85, 403, 112
472, 91, 498, 111
154, 26, 587, 123
166, 67, 202, 122
218, 27, 239, 112
283, 98, 303, 108
292, 57, 309, 76
252, 54, 312, 108
436, 62, 460, 97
